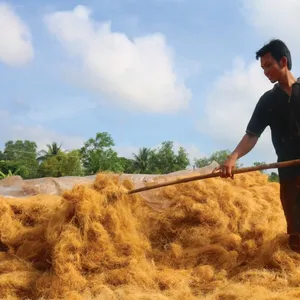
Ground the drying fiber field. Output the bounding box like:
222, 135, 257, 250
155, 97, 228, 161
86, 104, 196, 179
0, 171, 300, 300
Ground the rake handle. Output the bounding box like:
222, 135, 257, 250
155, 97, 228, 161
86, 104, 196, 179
128, 158, 300, 195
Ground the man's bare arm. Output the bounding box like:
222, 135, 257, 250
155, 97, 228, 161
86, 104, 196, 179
229, 133, 258, 161
220, 133, 258, 177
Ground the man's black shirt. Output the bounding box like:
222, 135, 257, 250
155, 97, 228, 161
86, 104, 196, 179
246, 79, 300, 181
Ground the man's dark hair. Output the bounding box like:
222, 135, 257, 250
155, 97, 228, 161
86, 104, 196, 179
256, 39, 292, 70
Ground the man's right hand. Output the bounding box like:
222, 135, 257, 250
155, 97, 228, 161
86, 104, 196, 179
214, 153, 238, 179
213, 134, 257, 179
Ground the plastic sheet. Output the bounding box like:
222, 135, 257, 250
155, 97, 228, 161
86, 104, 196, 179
0, 175, 96, 198
0, 161, 219, 210
129, 161, 219, 211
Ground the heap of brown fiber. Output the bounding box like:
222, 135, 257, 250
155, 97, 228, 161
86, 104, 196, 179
0, 172, 300, 300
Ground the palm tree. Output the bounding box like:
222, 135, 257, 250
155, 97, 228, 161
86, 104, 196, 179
132, 147, 151, 173
37, 142, 62, 162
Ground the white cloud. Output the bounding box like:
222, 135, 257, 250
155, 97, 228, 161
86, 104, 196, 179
242, 0, 300, 61
44, 5, 191, 114
0, 3, 34, 66
198, 57, 276, 161
0, 110, 84, 151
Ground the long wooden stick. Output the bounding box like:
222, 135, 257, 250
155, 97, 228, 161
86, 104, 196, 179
128, 158, 300, 195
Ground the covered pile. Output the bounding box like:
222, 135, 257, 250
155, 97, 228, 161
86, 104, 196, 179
0, 171, 299, 300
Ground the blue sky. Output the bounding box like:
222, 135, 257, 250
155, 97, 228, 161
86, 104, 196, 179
1, 0, 300, 169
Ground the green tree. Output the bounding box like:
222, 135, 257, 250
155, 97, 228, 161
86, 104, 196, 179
0, 167, 20, 179
80, 132, 123, 174
37, 142, 62, 162
118, 157, 135, 174
176, 147, 190, 170
2, 140, 39, 179
194, 149, 242, 169
268, 172, 279, 182
38, 150, 83, 178
0, 160, 21, 177
147, 141, 190, 174
132, 147, 152, 173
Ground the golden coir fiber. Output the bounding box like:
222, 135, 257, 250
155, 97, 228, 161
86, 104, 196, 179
0, 171, 299, 299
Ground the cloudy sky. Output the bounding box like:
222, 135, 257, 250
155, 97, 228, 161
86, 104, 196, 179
1, 0, 299, 168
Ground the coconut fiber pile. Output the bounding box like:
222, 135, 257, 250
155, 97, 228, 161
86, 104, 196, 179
0, 172, 299, 300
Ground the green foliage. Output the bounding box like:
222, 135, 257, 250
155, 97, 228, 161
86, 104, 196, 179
0, 168, 20, 179
132, 147, 152, 173
194, 149, 242, 169
132, 142, 190, 174
176, 146, 191, 170
268, 172, 279, 182
38, 150, 83, 178
118, 157, 135, 174
80, 132, 123, 174
149, 141, 190, 174
37, 142, 62, 162
0, 160, 22, 176
2, 135, 281, 181
2, 140, 39, 179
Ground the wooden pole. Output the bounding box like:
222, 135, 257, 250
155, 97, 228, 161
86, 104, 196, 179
128, 158, 300, 195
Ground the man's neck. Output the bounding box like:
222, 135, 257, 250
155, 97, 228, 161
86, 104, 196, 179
278, 72, 297, 94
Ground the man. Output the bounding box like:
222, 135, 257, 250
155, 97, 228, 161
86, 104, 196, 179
219, 39, 300, 253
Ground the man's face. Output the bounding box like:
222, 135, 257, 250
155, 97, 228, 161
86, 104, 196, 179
260, 52, 286, 83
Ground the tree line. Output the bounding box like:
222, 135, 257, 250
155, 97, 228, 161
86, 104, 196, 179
0, 131, 279, 182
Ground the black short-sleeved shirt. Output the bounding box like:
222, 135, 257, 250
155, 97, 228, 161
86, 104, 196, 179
246, 79, 300, 181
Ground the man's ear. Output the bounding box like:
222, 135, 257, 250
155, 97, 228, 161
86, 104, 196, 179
279, 56, 288, 68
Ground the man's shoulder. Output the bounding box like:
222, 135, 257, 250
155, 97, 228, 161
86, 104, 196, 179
258, 86, 278, 105
261, 86, 277, 99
